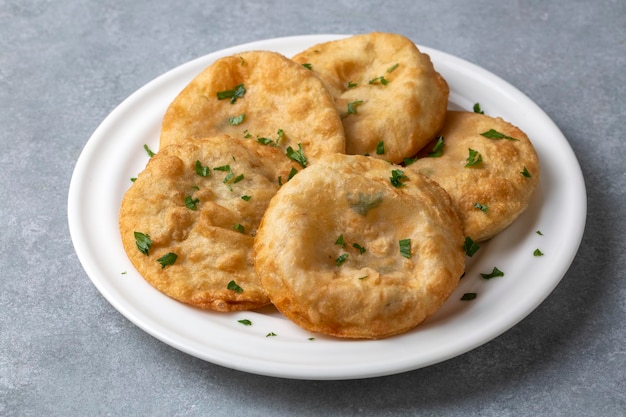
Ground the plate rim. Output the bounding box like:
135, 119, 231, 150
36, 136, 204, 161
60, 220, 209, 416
68, 34, 587, 380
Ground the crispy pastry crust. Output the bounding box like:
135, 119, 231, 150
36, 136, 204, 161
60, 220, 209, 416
254, 153, 465, 339
408, 111, 540, 241
160, 50, 345, 163
292, 32, 449, 163
119, 136, 300, 311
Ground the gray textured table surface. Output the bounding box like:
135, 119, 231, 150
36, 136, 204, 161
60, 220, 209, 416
2, 0, 625, 416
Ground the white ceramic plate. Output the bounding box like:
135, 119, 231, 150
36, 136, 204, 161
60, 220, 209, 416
68, 35, 586, 380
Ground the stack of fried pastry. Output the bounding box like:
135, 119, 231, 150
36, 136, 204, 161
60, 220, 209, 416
119, 32, 539, 339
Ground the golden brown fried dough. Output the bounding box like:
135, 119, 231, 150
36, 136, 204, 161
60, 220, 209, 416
254, 153, 465, 339
407, 111, 540, 242
119, 135, 300, 311
292, 32, 449, 164
160, 50, 345, 164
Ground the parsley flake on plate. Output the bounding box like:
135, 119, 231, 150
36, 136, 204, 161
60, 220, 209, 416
143, 144, 155, 157
463, 236, 480, 257
480, 267, 505, 279
461, 293, 477, 301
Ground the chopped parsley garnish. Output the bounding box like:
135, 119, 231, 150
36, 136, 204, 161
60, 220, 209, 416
347, 81, 358, 88
287, 167, 298, 181
353, 243, 366, 254
213, 164, 231, 172
399, 239, 411, 258
238, 319, 252, 326
336, 253, 349, 267
536, 230, 543, 236
534, 248, 544, 256
233, 173, 245, 184
480, 129, 519, 141
157, 252, 177, 268
227, 280, 244, 293
474, 203, 489, 213
195, 160, 210, 177
376, 141, 385, 155
257, 129, 283, 146
342, 100, 364, 118
217, 83, 246, 104
369, 76, 389, 85
144, 144, 155, 157
266, 332, 277, 337
335, 234, 346, 248
134, 231, 152, 255
465, 148, 483, 167
184, 196, 199, 210
302, 63, 313, 69
461, 293, 477, 301
228, 113, 246, 126
233, 223, 245, 234
348, 192, 383, 216
358, 275, 369, 280
387, 63, 399, 73
241, 195, 252, 201
473, 103, 484, 114
403, 157, 417, 166
521, 166, 532, 177
464, 236, 480, 257
286, 143, 308, 168
480, 267, 505, 279
428, 136, 445, 157
130, 177, 137, 182
390, 169, 408, 188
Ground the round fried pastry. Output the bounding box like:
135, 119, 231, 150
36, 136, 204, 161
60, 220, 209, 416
160, 50, 346, 164
292, 32, 449, 164
407, 111, 540, 242
119, 135, 300, 311
254, 153, 465, 339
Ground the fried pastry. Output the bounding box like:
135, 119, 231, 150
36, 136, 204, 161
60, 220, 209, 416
254, 153, 465, 339
160, 50, 345, 164
407, 111, 540, 242
292, 32, 448, 164
119, 135, 300, 311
